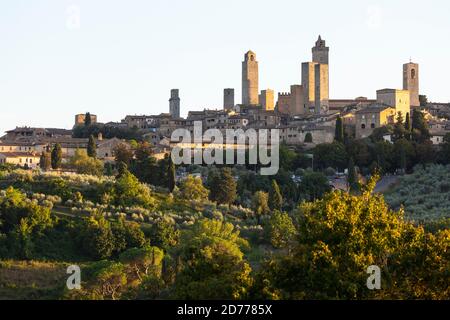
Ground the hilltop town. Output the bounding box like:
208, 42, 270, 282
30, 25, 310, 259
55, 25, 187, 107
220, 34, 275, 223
1, 36, 449, 170
1, 36, 449, 302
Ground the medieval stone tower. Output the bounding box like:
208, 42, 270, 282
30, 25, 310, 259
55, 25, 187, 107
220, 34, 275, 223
312, 35, 329, 65
315, 63, 329, 114
301, 36, 330, 114
403, 62, 420, 107
169, 89, 180, 118
224, 88, 235, 110
242, 51, 259, 105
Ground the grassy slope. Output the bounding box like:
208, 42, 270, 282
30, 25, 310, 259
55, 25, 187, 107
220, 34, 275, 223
0, 260, 68, 300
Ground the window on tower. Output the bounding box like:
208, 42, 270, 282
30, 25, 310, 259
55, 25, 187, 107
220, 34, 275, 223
411, 69, 416, 79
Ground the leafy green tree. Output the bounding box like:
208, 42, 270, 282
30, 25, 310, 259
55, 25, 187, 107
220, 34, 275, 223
113, 169, 155, 208
372, 140, 395, 173
279, 143, 298, 171
346, 139, 371, 168
172, 219, 252, 299
87, 135, 97, 158
132, 142, 158, 183
39, 151, 51, 171
119, 246, 164, 280
393, 138, 415, 172
252, 191, 270, 218
269, 180, 283, 211
266, 211, 297, 249
438, 133, 450, 164
370, 125, 393, 142
51, 143, 62, 170
114, 143, 133, 167
208, 168, 237, 205
178, 175, 209, 201
412, 109, 430, 143
112, 219, 147, 254
255, 175, 449, 299
313, 142, 347, 171
69, 149, 104, 176
347, 157, 360, 193
84, 261, 128, 300
304, 132, 313, 143
393, 112, 406, 141
419, 95, 428, 107
0, 187, 53, 233
150, 219, 180, 250
298, 171, 331, 201
81, 214, 116, 260
414, 140, 436, 165
334, 116, 344, 143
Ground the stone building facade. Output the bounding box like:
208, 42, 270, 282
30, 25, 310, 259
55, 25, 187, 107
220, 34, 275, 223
376, 89, 411, 118
355, 104, 396, 139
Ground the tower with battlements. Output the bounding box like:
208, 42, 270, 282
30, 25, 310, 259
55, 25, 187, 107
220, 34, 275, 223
242, 51, 259, 105
312, 35, 329, 65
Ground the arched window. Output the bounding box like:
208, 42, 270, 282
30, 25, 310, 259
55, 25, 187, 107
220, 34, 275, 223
411, 69, 416, 79
371, 123, 375, 129
361, 124, 366, 129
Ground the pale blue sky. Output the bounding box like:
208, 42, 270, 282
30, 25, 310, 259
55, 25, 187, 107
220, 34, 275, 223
1, 0, 450, 134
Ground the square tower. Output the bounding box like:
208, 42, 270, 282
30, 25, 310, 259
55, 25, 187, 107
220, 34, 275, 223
302, 62, 317, 110
169, 89, 180, 118
242, 51, 259, 105
314, 64, 329, 114
259, 89, 275, 111
291, 85, 306, 115
403, 62, 420, 107
224, 88, 235, 110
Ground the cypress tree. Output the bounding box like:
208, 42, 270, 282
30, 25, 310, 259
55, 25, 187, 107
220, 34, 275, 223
39, 151, 51, 171
412, 109, 430, 142
87, 135, 97, 158
347, 157, 359, 193
51, 144, 62, 170
269, 180, 283, 211
335, 116, 344, 143
167, 155, 176, 193
84, 112, 92, 126
404, 112, 412, 140
208, 168, 237, 205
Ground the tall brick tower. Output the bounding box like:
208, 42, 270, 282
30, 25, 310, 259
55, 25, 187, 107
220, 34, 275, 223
169, 89, 180, 118
242, 51, 259, 105
312, 35, 329, 65
403, 62, 420, 108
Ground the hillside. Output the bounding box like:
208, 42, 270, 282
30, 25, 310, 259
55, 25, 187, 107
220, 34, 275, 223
0, 261, 68, 300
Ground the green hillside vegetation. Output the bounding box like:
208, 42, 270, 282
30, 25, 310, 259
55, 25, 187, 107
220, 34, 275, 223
384, 165, 450, 225
0, 162, 449, 300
